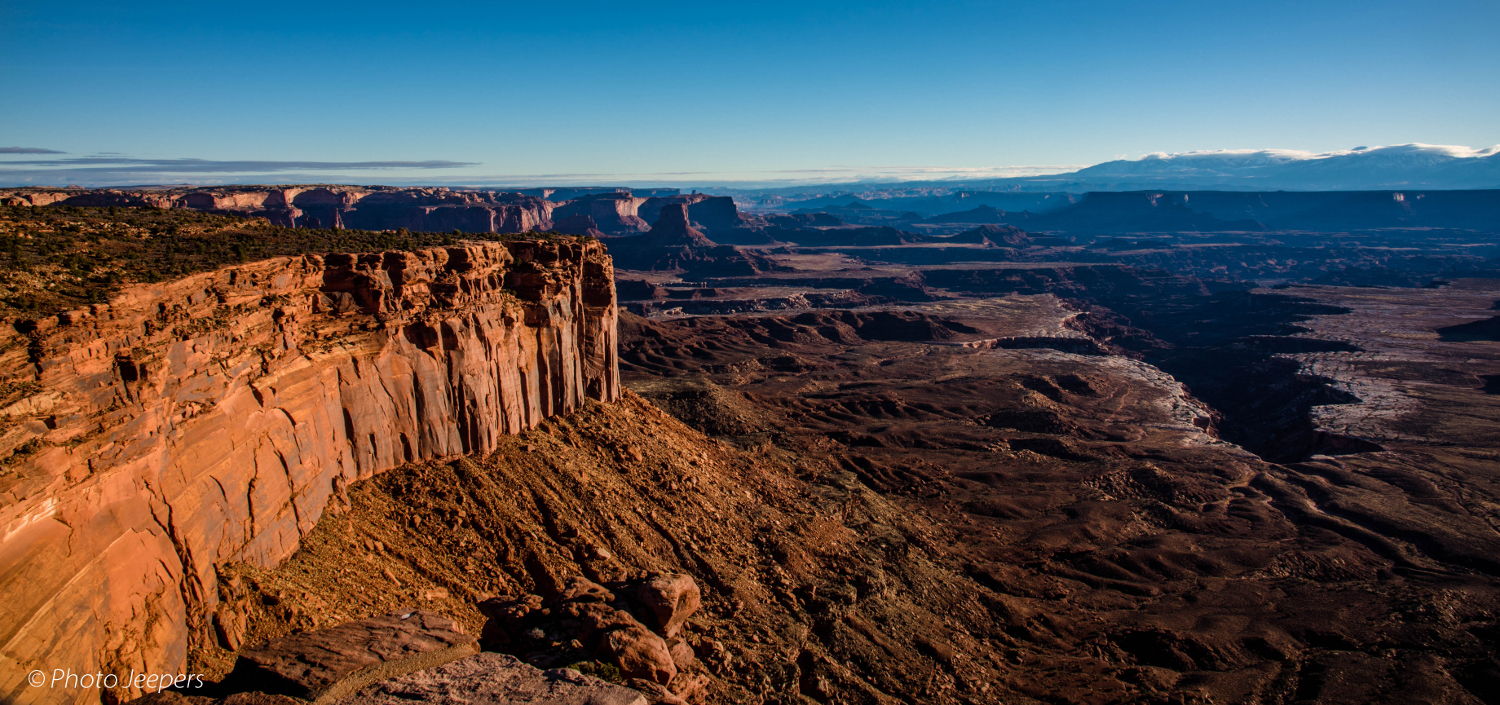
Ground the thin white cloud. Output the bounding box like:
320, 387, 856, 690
0, 147, 65, 154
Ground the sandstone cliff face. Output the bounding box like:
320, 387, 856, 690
637, 195, 746, 233
0, 240, 618, 704
550, 195, 650, 234
635, 194, 712, 226
0, 187, 558, 234
0, 187, 769, 240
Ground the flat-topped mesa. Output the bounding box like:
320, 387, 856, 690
0, 239, 618, 704
550, 194, 651, 234
637, 194, 748, 233
0, 186, 558, 233
642, 204, 716, 249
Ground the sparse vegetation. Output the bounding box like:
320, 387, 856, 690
0, 204, 561, 320
565, 660, 624, 683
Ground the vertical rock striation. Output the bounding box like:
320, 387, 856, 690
0, 239, 618, 704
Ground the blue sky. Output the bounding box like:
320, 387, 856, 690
2, 0, 1497, 186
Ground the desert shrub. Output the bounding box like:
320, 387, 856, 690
0, 204, 563, 319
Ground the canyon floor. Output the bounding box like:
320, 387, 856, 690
220, 264, 1500, 703
11, 202, 1496, 704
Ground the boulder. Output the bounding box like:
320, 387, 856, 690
636, 574, 702, 638
228, 610, 477, 704
477, 594, 545, 645
558, 576, 616, 603
560, 602, 644, 644
665, 637, 695, 670
213, 606, 250, 651
478, 594, 545, 624
601, 625, 677, 685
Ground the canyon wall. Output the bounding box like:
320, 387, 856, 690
549, 194, 650, 234
0, 187, 557, 234
0, 239, 618, 704
0, 187, 770, 241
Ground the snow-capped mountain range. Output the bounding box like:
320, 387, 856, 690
1042, 144, 1500, 191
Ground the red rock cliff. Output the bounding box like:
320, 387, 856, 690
0, 187, 558, 234
0, 239, 618, 704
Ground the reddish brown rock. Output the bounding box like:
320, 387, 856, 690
336, 652, 647, 705
640, 205, 715, 249
0, 240, 618, 704
635, 194, 712, 226
557, 576, 615, 604
624, 679, 689, 705
559, 602, 645, 645
668, 673, 710, 704
478, 594, 545, 626
230, 610, 477, 703
213, 605, 250, 651
0, 186, 557, 232
635, 574, 701, 638
551, 194, 650, 234
664, 637, 695, 670
477, 594, 545, 645
601, 625, 676, 685
552, 215, 608, 238
130, 692, 302, 705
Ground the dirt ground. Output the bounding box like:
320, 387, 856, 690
215, 287, 1500, 704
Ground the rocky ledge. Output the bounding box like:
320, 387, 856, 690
0, 239, 618, 704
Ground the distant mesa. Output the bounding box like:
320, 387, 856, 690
551, 193, 652, 234
636, 193, 713, 225
0, 185, 562, 233
606, 204, 787, 277
643, 204, 716, 249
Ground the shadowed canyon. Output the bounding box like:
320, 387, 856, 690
1, 186, 1499, 705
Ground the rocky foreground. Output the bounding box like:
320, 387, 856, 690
3, 197, 1500, 704
175, 283, 1500, 704
0, 234, 618, 704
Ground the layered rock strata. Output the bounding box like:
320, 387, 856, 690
550, 194, 651, 234
606, 206, 785, 277
0, 239, 619, 704
0, 187, 557, 233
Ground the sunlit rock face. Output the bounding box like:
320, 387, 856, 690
0, 239, 618, 704
0, 186, 561, 233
